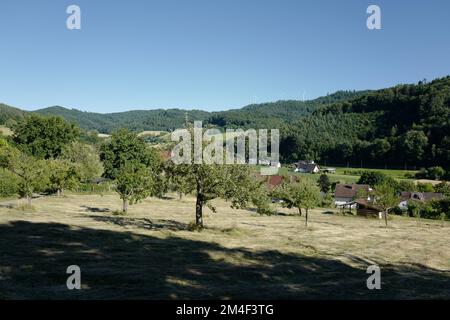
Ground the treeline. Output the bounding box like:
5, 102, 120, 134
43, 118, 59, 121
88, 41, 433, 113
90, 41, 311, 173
0, 90, 366, 133
35, 107, 211, 133
207, 90, 367, 129
280, 76, 450, 168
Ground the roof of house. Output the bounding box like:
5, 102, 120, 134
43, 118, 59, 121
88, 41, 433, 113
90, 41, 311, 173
295, 162, 319, 172
335, 184, 370, 199
267, 175, 284, 188
354, 198, 383, 211
159, 150, 172, 161
400, 191, 444, 202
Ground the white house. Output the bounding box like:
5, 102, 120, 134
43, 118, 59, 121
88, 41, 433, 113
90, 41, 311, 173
334, 184, 372, 208
294, 160, 320, 174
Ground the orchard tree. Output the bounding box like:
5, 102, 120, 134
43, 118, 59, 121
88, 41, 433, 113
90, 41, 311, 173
11, 114, 79, 159
47, 159, 80, 196
100, 129, 161, 213
115, 163, 156, 213
167, 162, 262, 228
0, 144, 48, 206
275, 178, 320, 227
407, 199, 426, 224
374, 182, 399, 227
62, 141, 103, 182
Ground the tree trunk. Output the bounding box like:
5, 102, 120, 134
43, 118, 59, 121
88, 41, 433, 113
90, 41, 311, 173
26, 195, 32, 207
57, 189, 61, 197
122, 199, 128, 213
298, 207, 302, 216
195, 195, 203, 228
305, 209, 309, 227
179, 192, 183, 200
384, 211, 388, 227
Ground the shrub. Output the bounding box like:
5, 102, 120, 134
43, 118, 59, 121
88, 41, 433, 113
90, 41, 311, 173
358, 171, 396, 188
0, 169, 19, 197
415, 166, 446, 180
416, 182, 435, 193
434, 182, 450, 197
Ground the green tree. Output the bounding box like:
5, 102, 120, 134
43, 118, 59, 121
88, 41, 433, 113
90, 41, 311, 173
115, 163, 156, 213
167, 163, 259, 228
434, 182, 450, 197
100, 129, 160, 180
399, 130, 428, 164
417, 182, 435, 193
358, 171, 396, 188
407, 199, 426, 224
100, 129, 161, 213
275, 179, 320, 227
62, 141, 103, 182
47, 159, 80, 196
426, 166, 445, 180
11, 114, 79, 159
374, 183, 399, 227
317, 174, 331, 193
0, 144, 48, 205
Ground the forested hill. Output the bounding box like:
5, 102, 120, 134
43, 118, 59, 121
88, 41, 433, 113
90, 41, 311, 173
280, 76, 450, 167
0, 103, 26, 125
34, 107, 211, 133
207, 90, 368, 129
0, 90, 365, 133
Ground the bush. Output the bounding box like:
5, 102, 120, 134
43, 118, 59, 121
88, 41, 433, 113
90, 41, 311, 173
432, 198, 450, 219
434, 182, 450, 197
358, 171, 396, 188
390, 206, 404, 216
415, 166, 446, 180
416, 182, 435, 193
0, 169, 19, 197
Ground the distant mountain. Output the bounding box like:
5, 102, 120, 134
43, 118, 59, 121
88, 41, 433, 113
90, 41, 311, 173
34, 107, 211, 133
0, 90, 364, 133
207, 90, 369, 129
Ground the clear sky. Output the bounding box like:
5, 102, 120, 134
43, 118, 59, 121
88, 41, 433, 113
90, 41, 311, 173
0, 0, 449, 113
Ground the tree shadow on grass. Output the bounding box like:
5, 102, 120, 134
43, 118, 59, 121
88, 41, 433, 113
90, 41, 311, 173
87, 215, 189, 231
0, 221, 448, 299
81, 206, 111, 213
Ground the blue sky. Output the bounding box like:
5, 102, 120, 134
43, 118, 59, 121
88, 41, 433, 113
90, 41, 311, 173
0, 0, 449, 112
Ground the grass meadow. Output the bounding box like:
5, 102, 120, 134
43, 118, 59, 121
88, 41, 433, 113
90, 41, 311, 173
0, 193, 448, 299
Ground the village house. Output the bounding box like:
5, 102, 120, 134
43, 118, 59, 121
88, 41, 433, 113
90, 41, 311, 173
334, 183, 372, 208
294, 160, 320, 174
398, 191, 444, 210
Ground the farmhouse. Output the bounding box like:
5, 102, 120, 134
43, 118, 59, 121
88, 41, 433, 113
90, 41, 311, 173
334, 184, 372, 208
294, 160, 320, 174
398, 191, 444, 210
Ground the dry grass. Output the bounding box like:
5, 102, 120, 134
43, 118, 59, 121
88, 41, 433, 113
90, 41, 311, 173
0, 194, 449, 299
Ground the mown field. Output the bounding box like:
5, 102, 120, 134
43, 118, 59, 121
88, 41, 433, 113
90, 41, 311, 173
0, 125, 13, 136
0, 193, 449, 299
262, 166, 418, 184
